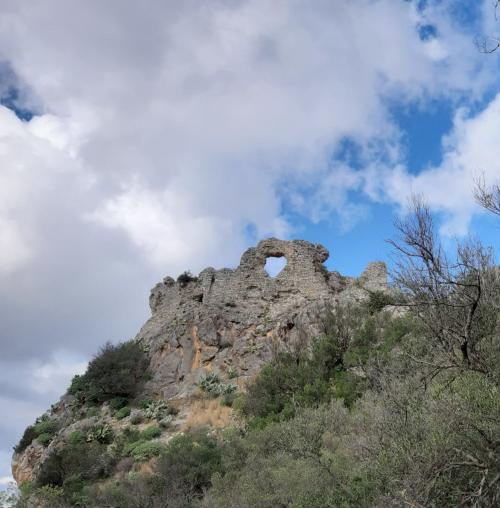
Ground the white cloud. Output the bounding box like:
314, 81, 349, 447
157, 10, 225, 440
372, 93, 500, 235
30, 352, 87, 397
0, 0, 466, 277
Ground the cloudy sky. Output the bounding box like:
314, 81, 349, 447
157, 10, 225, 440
1, 0, 500, 485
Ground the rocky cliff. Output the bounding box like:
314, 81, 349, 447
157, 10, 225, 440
12, 238, 388, 486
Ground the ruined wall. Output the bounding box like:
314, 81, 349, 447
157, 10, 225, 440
138, 238, 387, 401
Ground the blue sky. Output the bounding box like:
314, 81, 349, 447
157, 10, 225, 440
1, 0, 500, 487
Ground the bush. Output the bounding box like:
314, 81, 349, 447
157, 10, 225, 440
36, 433, 54, 447
156, 433, 223, 499
115, 406, 131, 420
14, 425, 37, 453
128, 441, 165, 461
32, 485, 66, 508
109, 396, 129, 410
241, 309, 383, 425
143, 400, 168, 420
85, 423, 113, 444
221, 391, 237, 407
139, 398, 154, 409
36, 441, 115, 490
34, 419, 59, 436
84, 433, 224, 507
14, 418, 59, 453
140, 425, 162, 440
67, 431, 85, 445
67, 340, 149, 404
367, 290, 395, 314
177, 270, 197, 286
68, 375, 85, 396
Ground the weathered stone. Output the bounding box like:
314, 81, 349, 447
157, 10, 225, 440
138, 238, 388, 403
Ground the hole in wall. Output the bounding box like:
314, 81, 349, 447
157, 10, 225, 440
264, 256, 287, 278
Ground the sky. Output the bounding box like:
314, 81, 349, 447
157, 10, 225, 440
1, 0, 500, 486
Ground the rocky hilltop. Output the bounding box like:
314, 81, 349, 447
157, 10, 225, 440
12, 238, 388, 487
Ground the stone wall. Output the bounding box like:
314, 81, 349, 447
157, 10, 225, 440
138, 238, 387, 401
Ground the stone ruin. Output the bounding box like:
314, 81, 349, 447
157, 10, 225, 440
138, 238, 388, 401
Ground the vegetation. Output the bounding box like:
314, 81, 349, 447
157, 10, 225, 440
85, 433, 223, 507
140, 425, 162, 440
198, 373, 237, 399
115, 406, 131, 420
14, 416, 59, 453
143, 399, 169, 420
67, 340, 149, 404
32, 440, 115, 505
177, 270, 198, 287
13, 192, 500, 507
241, 309, 409, 428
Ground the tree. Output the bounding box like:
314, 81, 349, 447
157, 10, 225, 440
69, 340, 149, 403
389, 196, 500, 381
474, 175, 500, 217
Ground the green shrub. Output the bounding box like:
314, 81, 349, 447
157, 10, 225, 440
36, 441, 115, 489
109, 396, 129, 410
34, 485, 66, 507
36, 433, 54, 447
139, 398, 154, 409
129, 441, 165, 461
156, 433, 223, 498
85, 432, 224, 507
84, 406, 100, 418
115, 406, 131, 420
14, 425, 37, 453
15, 418, 59, 453
221, 391, 237, 407
68, 374, 85, 397
62, 473, 88, 506
67, 340, 149, 404
115, 427, 142, 457
241, 310, 378, 425
34, 419, 58, 436
140, 425, 162, 440
367, 290, 394, 314
68, 431, 85, 445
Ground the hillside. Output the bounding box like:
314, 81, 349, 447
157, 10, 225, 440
10, 234, 500, 507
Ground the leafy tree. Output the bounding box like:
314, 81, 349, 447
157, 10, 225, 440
68, 340, 149, 403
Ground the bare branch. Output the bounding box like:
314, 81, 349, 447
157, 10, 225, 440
474, 174, 500, 216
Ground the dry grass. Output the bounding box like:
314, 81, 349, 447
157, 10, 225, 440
182, 399, 233, 432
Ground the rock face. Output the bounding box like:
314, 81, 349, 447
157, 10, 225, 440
138, 238, 386, 400
12, 238, 388, 485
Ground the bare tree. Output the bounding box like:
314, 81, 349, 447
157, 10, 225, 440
474, 175, 500, 216
389, 196, 500, 381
